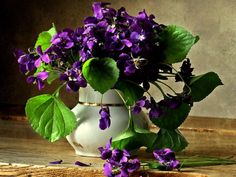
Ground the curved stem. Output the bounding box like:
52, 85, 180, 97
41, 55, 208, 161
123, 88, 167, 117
151, 82, 169, 98
114, 89, 129, 109
53, 83, 66, 97
161, 63, 192, 94
128, 106, 134, 130
156, 80, 178, 95
100, 94, 104, 107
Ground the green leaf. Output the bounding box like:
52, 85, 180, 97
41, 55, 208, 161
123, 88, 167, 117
112, 126, 156, 151
151, 102, 191, 130
115, 80, 144, 106
47, 70, 60, 84
189, 72, 223, 102
35, 25, 57, 52
160, 25, 199, 64
82, 57, 119, 94
25, 94, 77, 142
148, 129, 188, 152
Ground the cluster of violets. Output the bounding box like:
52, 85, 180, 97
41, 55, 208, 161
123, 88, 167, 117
98, 139, 180, 177
14, 2, 193, 130
98, 138, 140, 177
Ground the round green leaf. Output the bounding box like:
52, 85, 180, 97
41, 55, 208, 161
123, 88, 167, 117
189, 72, 223, 102
160, 25, 199, 64
25, 94, 77, 142
151, 102, 191, 130
148, 128, 188, 152
115, 80, 144, 106
82, 57, 120, 94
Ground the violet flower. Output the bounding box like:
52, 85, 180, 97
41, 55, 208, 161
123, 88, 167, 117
132, 96, 150, 114
153, 148, 180, 170
14, 49, 36, 74
34, 46, 50, 67
99, 106, 111, 130
26, 71, 49, 90
49, 160, 63, 164
99, 138, 140, 177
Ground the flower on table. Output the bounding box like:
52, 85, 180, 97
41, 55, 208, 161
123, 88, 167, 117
98, 138, 140, 177
153, 148, 180, 170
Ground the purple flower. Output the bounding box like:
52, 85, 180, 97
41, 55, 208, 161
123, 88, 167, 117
26, 71, 49, 90
74, 161, 91, 166
35, 46, 50, 67
60, 61, 87, 92
49, 160, 63, 164
99, 106, 111, 130
99, 138, 140, 177
124, 60, 136, 76
132, 96, 150, 114
51, 29, 74, 49
153, 148, 180, 170
98, 138, 112, 160
149, 98, 164, 119
14, 49, 36, 73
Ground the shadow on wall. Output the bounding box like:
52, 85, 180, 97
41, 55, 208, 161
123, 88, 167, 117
0, 0, 94, 107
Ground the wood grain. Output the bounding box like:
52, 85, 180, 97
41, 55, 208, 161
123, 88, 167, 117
0, 117, 236, 177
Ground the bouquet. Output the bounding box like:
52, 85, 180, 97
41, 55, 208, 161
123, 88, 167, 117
14, 1, 222, 159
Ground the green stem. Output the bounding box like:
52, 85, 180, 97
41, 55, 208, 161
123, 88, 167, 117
151, 82, 169, 98
114, 89, 129, 109
156, 80, 178, 95
161, 63, 192, 95
100, 94, 104, 107
128, 106, 134, 130
53, 83, 66, 97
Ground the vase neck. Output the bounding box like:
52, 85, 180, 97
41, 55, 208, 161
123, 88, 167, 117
79, 86, 124, 104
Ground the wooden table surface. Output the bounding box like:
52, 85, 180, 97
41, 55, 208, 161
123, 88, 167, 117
0, 116, 236, 177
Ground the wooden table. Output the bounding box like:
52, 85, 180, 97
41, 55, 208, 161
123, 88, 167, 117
0, 116, 236, 177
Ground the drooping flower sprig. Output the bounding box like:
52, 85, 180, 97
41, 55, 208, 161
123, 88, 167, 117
14, 2, 222, 152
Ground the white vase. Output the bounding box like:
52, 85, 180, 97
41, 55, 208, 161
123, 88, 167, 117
66, 86, 149, 157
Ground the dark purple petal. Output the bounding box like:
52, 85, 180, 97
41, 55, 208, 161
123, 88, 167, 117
26, 76, 36, 84
99, 116, 111, 130
36, 79, 45, 90
130, 32, 139, 43
153, 148, 180, 170
17, 55, 28, 64
77, 75, 87, 87
126, 158, 140, 173
132, 106, 141, 114
74, 161, 91, 166
13, 49, 25, 59
36, 46, 43, 55
149, 106, 163, 119
122, 39, 132, 47
49, 160, 63, 164
67, 81, 80, 92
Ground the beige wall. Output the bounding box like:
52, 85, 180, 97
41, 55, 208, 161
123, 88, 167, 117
1, 0, 235, 118
111, 0, 236, 119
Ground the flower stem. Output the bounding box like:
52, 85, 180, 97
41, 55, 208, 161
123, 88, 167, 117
151, 82, 169, 98
161, 63, 192, 95
156, 80, 178, 95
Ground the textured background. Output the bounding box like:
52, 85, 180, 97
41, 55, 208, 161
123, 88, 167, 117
0, 0, 235, 118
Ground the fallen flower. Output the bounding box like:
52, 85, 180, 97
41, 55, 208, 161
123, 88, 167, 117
49, 160, 63, 164
75, 161, 92, 167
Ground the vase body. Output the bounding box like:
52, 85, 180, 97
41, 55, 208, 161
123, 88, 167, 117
66, 86, 149, 157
